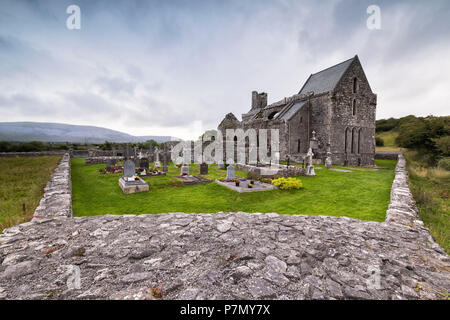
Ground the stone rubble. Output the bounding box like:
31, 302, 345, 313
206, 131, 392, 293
0, 153, 448, 300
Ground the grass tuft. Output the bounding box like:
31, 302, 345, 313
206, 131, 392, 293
0, 155, 61, 233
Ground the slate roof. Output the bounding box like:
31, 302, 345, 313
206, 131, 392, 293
298, 56, 356, 95
273, 100, 307, 121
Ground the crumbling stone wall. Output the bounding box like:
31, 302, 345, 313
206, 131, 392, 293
85, 156, 125, 165
32, 153, 73, 220
0, 151, 65, 157
235, 163, 307, 178
375, 152, 402, 160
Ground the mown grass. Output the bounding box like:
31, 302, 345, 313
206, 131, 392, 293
0, 155, 62, 232
71, 159, 396, 222
405, 151, 450, 254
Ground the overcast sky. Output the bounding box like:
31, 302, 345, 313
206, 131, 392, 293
1, 0, 449, 140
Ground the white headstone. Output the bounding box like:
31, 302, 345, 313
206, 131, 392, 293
181, 164, 190, 176
226, 165, 236, 180
305, 148, 316, 176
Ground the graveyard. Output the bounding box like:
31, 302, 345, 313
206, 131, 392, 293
70, 158, 397, 221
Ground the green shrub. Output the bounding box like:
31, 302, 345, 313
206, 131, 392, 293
438, 157, 450, 171
375, 136, 384, 147
376, 117, 401, 132
0, 141, 13, 152
433, 136, 450, 156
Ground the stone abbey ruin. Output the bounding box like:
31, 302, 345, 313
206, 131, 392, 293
219, 55, 377, 166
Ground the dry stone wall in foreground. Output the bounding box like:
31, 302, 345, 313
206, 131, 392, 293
0, 153, 448, 300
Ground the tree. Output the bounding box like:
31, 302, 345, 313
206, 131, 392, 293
0, 141, 13, 152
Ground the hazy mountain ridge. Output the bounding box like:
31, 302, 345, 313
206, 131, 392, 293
0, 122, 180, 143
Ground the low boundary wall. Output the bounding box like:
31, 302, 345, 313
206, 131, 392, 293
0, 151, 65, 157
32, 153, 73, 220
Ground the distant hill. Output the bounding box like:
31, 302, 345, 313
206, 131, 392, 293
0, 122, 180, 144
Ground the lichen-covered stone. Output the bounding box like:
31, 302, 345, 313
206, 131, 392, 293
0, 153, 448, 300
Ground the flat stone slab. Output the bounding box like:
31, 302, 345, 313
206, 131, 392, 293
174, 175, 211, 186
330, 168, 354, 173
139, 172, 166, 177
216, 179, 278, 193
118, 177, 149, 194
0, 212, 448, 300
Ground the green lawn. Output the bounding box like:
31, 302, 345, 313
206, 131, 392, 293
71, 159, 396, 221
0, 155, 62, 232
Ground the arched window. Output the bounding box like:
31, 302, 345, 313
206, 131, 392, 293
358, 129, 361, 154
351, 128, 356, 154
353, 77, 357, 93
233, 136, 237, 142
297, 139, 301, 153
300, 116, 303, 124
344, 128, 350, 153
352, 99, 357, 116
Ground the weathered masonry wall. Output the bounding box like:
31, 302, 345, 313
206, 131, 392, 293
385, 155, 423, 223
375, 152, 402, 160
32, 153, 73, 220
385, 154, 447, 253
85, 156, 125, 165
235, 163, 307, 178
0, 151, 66, 157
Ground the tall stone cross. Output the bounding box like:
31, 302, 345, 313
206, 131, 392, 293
163, 143, 168, 172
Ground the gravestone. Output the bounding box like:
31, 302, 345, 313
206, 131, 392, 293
106, 158, 117, 169
200, 163, 208, 175
325, 145, 332, 169
119, 159, 149, 194
134, 147, 140, 167
163, 143, 168, 173
310, 130, 318, 150
123, 160, 136, 178
149, 145, 153, 161
181, 164, 190, 176
154, 147, 161, 168
306, 148, 316, 176
139, 158, 149, 170
226, 165, 236, 180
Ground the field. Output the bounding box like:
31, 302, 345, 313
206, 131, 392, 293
405, 151, 449, 253
71, 159, 396, 222
0, 155, 62, 232
376, 130, 407, 152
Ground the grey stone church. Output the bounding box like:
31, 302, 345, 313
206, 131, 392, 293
218, 55, 377, 166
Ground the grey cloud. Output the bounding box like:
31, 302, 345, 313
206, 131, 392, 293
94, 76, 137, 97
0, 0, 449, 139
